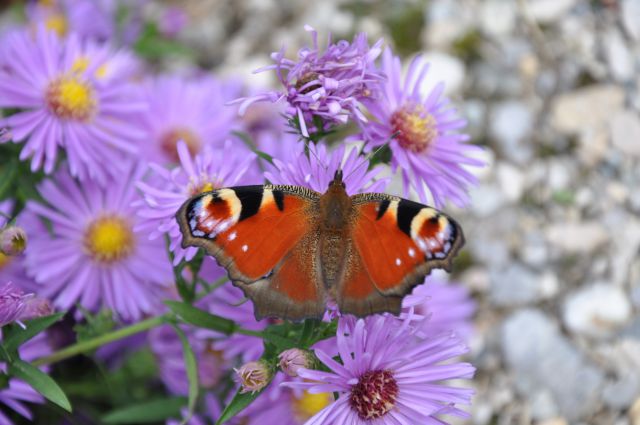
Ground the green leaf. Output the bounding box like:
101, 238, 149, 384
0, 159, 18, 200
171, 325, 199, 425
165, 301, 237, 335
9, 359, 71, 412
102, 397, 187, 424
4, 312, 65, 352
216, 388, 265, 425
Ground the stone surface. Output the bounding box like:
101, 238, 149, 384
502, 310, 605, 420
563, 284, 633, 338
545, 222, 609, 254
610, 111, 640, 157
551, 85, 625, 135
526, 0, 578, 23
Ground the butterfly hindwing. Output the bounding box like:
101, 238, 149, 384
337, 193, 464, 316
176, 185, 326, 320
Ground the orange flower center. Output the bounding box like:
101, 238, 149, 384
390, 103, 438, 153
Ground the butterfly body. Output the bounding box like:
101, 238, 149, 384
176, 172, 464, 321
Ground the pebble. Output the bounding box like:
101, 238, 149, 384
480, 0, 516, 37
610, 111, 640, 158
502, 309, 605, 420
490, 264, 542, 306
496, 163, 525, 202
631, 397, 640, 425
563, 283, 632, 338
490, 100, 534, 164
551, 85, 625, 135
526, 0, 578, 23
604, 29, 635, 82
545, 222, 608, 254
622, 0, 640, 41
419, 52, 466, 95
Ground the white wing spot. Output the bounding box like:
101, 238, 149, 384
395, 258, 402, 266
242, 244, 249, 252
228, 231, 237, 241
408, 248, 416, 258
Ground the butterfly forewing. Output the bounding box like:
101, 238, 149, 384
176, 185, 327, 320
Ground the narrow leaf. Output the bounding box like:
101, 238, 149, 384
9, 359, 71, 412
170, 325, 199, 425
0, 160, 18, 200
216, 388, 265, 425
4, 312, 65, 352
165, 301, 236, 335
102, 397, 187, 424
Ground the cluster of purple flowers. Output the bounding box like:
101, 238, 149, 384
0, 3, 483, 424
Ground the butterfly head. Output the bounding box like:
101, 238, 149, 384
330, 169, 345, 189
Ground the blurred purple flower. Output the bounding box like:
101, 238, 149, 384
26, 0, 117, 40
158, 6, 189, 38
265, 142, 388, 195
0, 28, 146, 183
361, 50, 485, 208
24, 164, 172, 321
287, 314, 475, 424
199, 283, 267, 363
403, 277, 476, 341
139, 75, 242, 165
0, 327, 52, 424
149, 324, 225, 395
235, 26, 383, 137
136, 140, 258, 265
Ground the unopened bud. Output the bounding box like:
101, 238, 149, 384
278, 348, 314, 377
22, 297, 54, 320
0, 226, 27, 256
234, 360, 271, 394
0, 282, 28, 327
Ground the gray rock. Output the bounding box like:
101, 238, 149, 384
490, 101, 534, 164
551, 85, 625, 135
469, 184, 508, 217
545, 221, 609, 254
610, 111, 640, 158
563, 283, 632, 338
603, 376, 640, 410
604, 29, 635, 82
622, 0, 640, 41
526, 0, 578, 23
502, 310, 605, 420
480, 0, 516, 37
496, 163, 525, 202
490, 263, 543, 306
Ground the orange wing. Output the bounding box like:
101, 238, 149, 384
176, 185, 325, 320
337, 193, 464, 317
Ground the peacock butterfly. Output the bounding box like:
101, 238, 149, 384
175, 170, 464, 321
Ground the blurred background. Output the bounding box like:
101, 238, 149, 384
2, 1, 640, 424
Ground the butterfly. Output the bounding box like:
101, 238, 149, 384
176, 170, 464, 321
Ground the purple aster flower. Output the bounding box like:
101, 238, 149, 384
265, 142, 389, 195
167, 394, 219, 425
0, 28, 146, 183
23, 164, 172, 321
135, 140, 258, 265
361, 49, 485, 208
403, 277, 476, 341
287, 314, 475, 424
157, 6, 189, 38
235, 25, 384, 138
139, 75, 242, 165
0, 329, 52, 425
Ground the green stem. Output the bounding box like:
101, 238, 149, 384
33, 315, 166, 367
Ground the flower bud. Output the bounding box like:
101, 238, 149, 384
22, 296, 54, 320
278, 348, 314, 377
235, 360, 271, 394
0, 282, 28, 327
0, 226, 27, 256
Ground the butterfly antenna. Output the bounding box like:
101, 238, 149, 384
343, 131, 399, 181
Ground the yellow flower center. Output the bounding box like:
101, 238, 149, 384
390, 103, 438, 153
46, 76, 97, 121
84, 216, 134, 263
292, 391, 332, 422
0, 252, 10, 269
160, 127, 201, 162
45, 13, 68, 36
